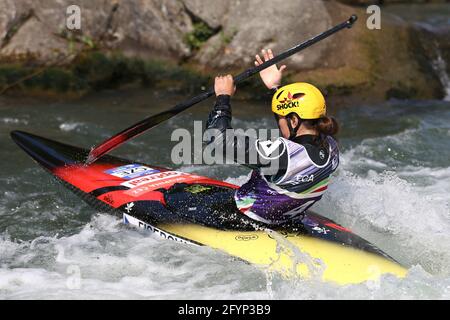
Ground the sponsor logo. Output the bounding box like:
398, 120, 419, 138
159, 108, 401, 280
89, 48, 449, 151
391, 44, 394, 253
123, 172, 203, 197
105, 164, 160, 180
276, 100, 299, 111
124, 184, 155, 197
319, 150, 325, 159
125, 202, 134, 213
331, 157, 338, 170
103, 194, 114, 205
121, 171, 187, 188
235, 234, 259, 241
123, 213, 195, 245
276, 91, 303, 111
294, 174, 314, 183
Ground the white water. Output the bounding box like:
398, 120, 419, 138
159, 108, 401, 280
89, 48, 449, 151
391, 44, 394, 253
1, 141, 450, 299
1, 159, 450, 299
432, 47, 450, 101
1, 91, 450, 299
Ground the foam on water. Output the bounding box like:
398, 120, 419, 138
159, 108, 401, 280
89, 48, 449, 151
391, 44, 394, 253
2, 213, 450, 299
4, 156, 449, 299
0, 215, 270, 299
2, 94, 450, 299
1, 118, 29, 125
59, 122, 86, 132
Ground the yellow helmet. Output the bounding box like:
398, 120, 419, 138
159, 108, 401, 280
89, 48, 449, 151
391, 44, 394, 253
271, 83, 326, 119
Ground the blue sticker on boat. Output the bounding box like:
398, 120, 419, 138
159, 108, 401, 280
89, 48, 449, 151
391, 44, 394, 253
105, 164, 160, 179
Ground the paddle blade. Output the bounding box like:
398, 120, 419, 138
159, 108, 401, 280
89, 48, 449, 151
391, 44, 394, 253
86, 110, 172, 164
86, 90, 214, 164
86, 132, 129, 164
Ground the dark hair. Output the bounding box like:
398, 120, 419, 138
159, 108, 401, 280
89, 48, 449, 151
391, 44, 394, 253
297, 116, 339, 137
316, 116, 339, 136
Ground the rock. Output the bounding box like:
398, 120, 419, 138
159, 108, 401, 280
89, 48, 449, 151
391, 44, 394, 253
1, 0, 331, 68
0, 0, 194, 63
335, 0, 381, 5
32, 0, 116, 39
296, 0, 446, 102
336, 0, 449, 5
1, 15, 71, 64
0, 0, 16, 48
194, 0, 331, 70
114, 0, 194, 59
182, 0, 229, 29
409, 24, 450, 96
0, 0, 33, 49
0, 0, 447, 101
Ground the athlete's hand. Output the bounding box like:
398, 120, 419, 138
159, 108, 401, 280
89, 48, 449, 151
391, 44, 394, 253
255, 49, 286, 90
214, 75, 236, 96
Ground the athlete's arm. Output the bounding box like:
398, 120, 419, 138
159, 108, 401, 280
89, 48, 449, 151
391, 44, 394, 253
204, 75, 288, 176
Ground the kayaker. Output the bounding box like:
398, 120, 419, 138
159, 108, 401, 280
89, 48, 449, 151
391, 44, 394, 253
203, 49, 340, 225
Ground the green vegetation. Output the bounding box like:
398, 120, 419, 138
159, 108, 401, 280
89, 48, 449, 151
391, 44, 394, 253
220, 28, 237, 45
80, 36, 96, 50
184, 22, 216, 50
0, 52, 209, 96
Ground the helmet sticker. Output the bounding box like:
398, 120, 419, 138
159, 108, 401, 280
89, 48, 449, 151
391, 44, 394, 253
276, 91, 304, 111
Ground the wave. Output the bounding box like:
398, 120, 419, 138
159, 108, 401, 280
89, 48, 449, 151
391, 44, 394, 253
2, 107, 450, 299
315, 141, 450, 275
0, 214, 264, 299
1, 211, 450, 299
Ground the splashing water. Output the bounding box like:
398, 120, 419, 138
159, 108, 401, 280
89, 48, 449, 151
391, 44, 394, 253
431, 47, 450, 101
1, 91, 450, 299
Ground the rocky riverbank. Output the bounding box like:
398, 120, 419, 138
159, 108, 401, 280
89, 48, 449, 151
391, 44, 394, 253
0, 0, 448, 104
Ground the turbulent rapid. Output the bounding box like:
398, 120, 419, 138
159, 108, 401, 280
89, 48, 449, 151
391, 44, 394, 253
1, 90, 449, 299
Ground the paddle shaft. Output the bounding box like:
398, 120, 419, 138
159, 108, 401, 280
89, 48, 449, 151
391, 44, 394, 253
86, 15, 358, 164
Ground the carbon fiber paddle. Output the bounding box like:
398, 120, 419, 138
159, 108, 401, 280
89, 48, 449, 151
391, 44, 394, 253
86, 15, 358, 164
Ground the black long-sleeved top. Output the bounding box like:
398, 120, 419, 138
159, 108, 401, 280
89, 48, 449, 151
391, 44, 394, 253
203, 95, 329, 180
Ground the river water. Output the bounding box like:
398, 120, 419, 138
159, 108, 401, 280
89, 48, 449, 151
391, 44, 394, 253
1, 4, 450, 300
1, 88, 450, 299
